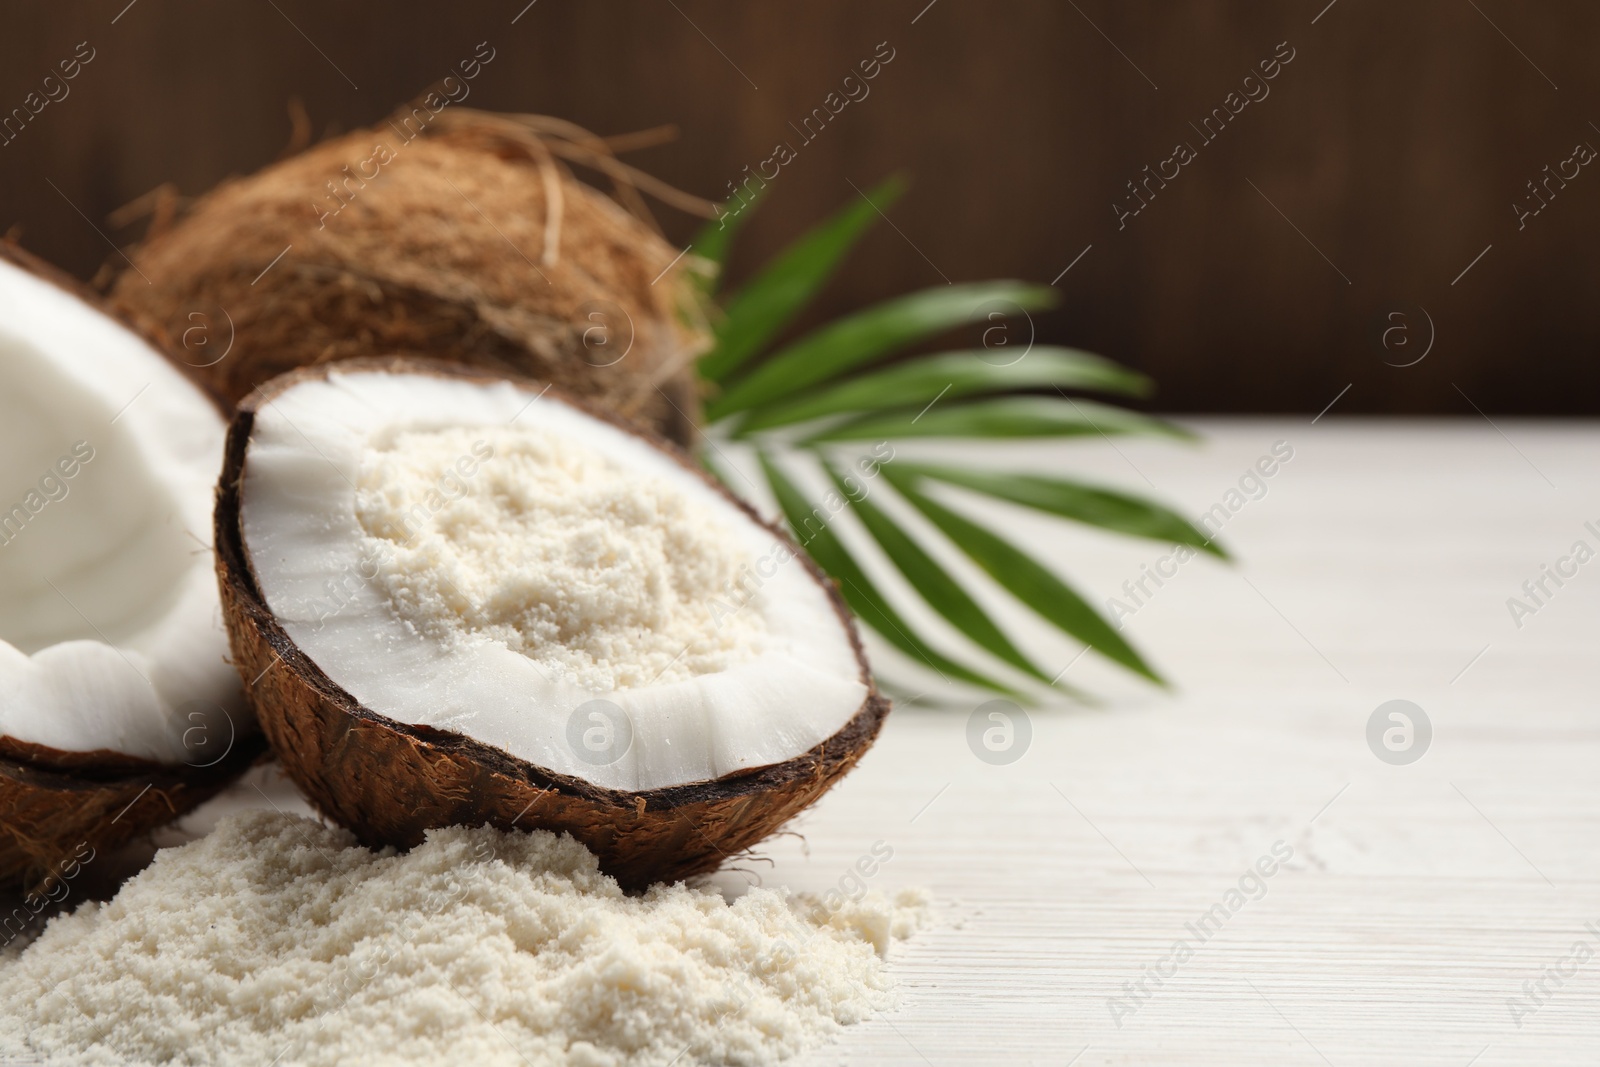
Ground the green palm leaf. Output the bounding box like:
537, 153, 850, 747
689, 177, 1203, 699
757, 451, 1021, 695
900, 464, 1226, 558
699, 176, 903, 382
801, 396, 1191, 443
882, 465, 1164, 684
823, 462, 1064, 689
706, 281, 1058, 422
733, 347, 1150, 434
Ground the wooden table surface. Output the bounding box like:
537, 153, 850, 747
33, 419, 1600, 1066
761, 419, 1600, 1066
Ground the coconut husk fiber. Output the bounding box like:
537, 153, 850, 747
113, 108, 714, 446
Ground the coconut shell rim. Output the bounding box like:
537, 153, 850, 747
216, 356, 890, 814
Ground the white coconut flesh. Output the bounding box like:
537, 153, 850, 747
239, 369, 869, 792
0, 256, 242, 763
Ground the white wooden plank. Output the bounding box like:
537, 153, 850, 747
762, 419, 1600, 1065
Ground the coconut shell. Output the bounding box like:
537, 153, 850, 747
215, 359, 890, 889
112, 109, 710, 447
0, 740, 262, 894
0, 240, 266, 893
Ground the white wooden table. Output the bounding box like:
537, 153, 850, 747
56, 420, 1600, 1065
762, 419, 1600, 1066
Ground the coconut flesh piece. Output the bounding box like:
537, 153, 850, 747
237, 365, 872, 794
0, 252, 244, 764
0, 247, 257, 890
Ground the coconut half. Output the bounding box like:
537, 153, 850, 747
217, 360, 887, 887
0, 244, 258, 890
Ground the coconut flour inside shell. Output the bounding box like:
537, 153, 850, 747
354, 423, 769, 692
0, 811, 929, 1067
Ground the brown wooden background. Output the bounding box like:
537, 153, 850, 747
2, 1, 1595, 414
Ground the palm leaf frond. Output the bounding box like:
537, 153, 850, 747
733, 347, 1150, 434
757, 451, 1022, 696
799, 396, 1192, 444
706, 281, 1056, 421
700, 176, 903, 382
822, 461, 1065, 690
897, 464, 1226, 559
696, 180, 1223, 701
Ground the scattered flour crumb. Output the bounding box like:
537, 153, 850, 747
354, 424, 768, 691
0, 812, 930, 1067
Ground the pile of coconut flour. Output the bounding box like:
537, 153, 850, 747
355, 424, 769, 691
0, 812, 929, 1067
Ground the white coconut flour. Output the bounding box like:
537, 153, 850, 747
0, 812, 929, 1067
354, 424, 769, 691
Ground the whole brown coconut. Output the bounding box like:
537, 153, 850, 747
215, 360, 890, 889
113, 109, 713, 446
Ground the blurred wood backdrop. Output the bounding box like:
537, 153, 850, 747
2, 1, 1595, 414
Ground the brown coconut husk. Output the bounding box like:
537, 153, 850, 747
215, 359, 891, 889
0, 241, 267, 893
113, 108, 716, 447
